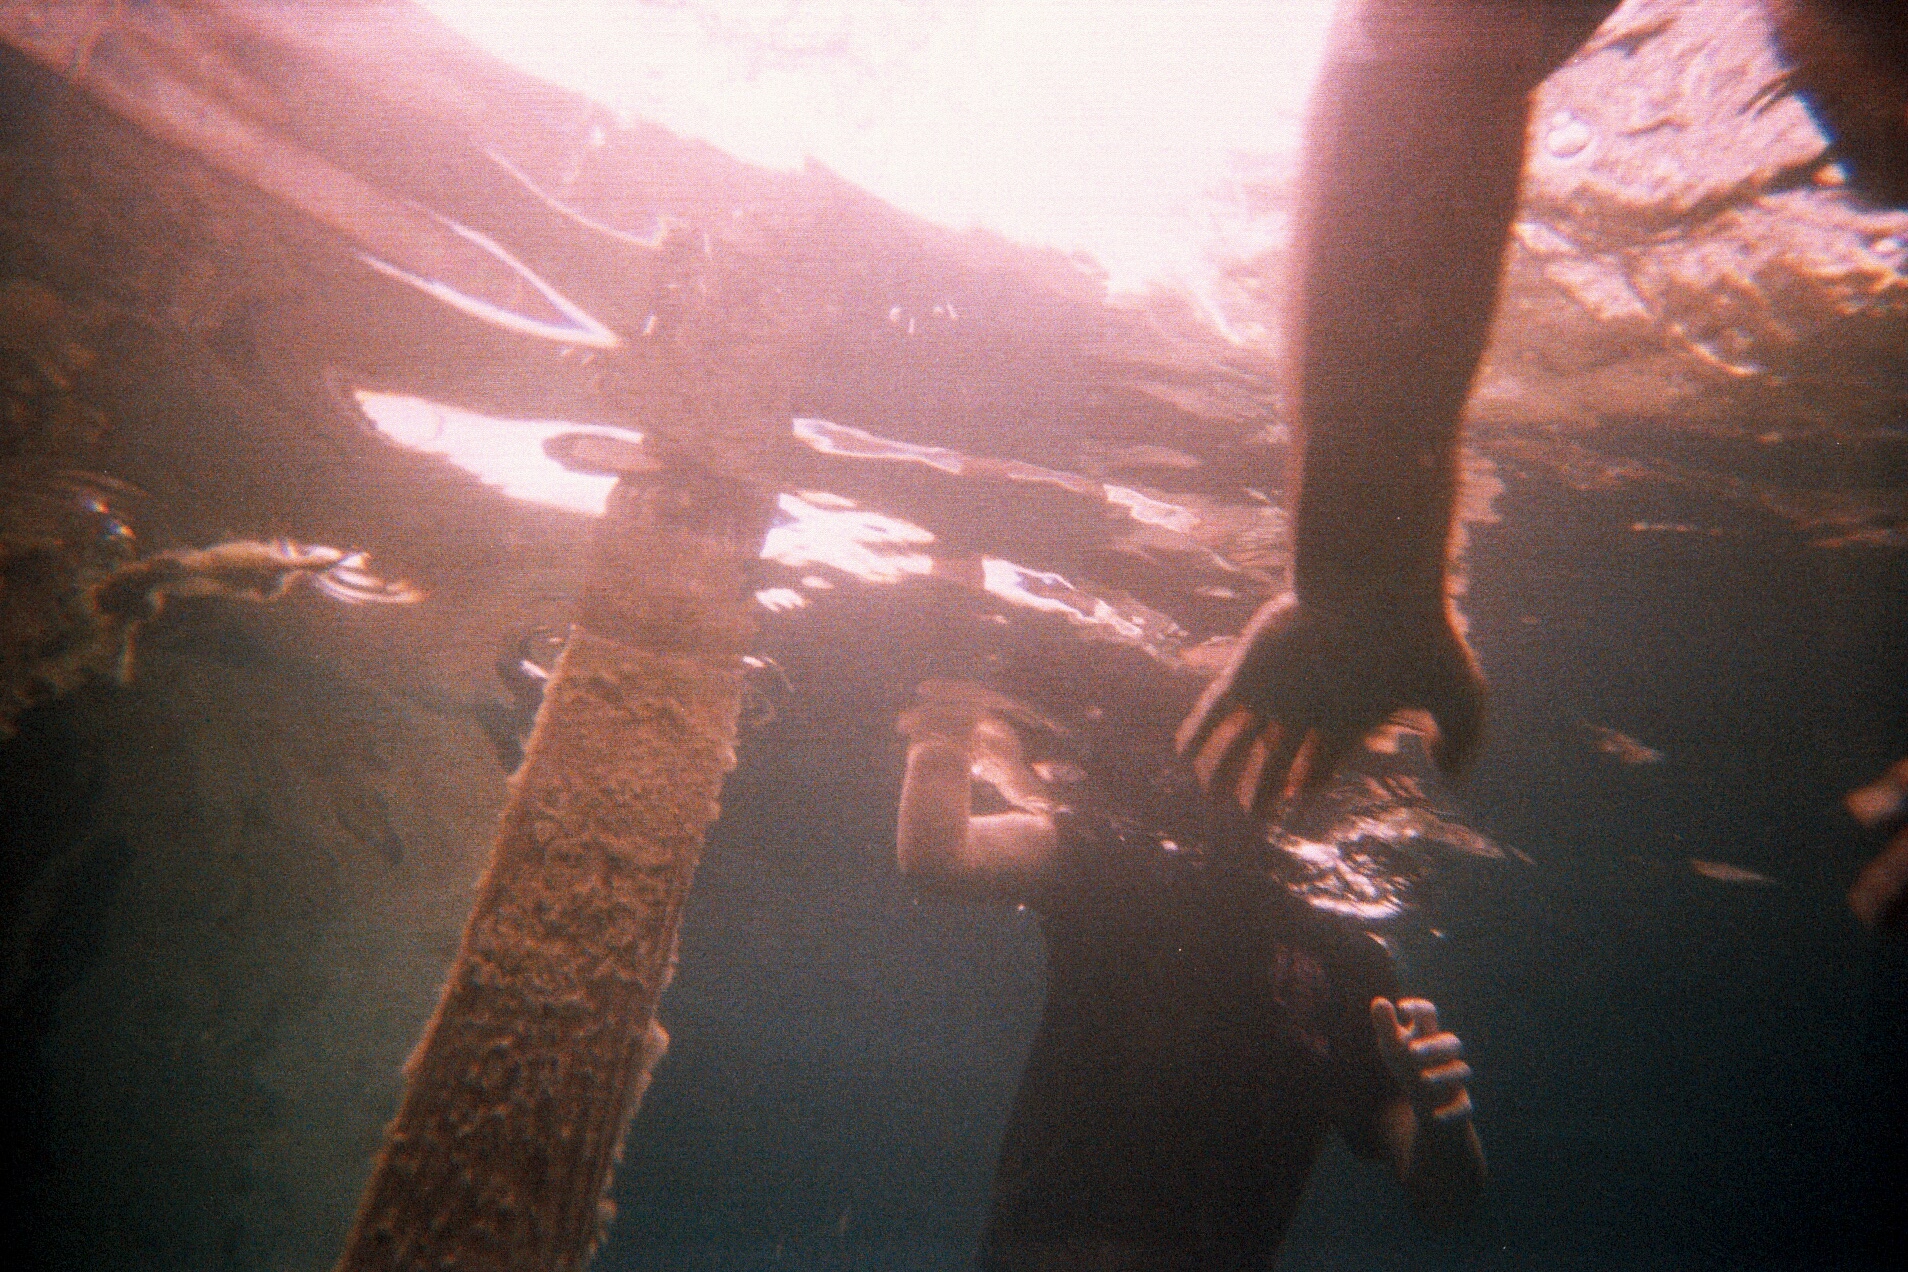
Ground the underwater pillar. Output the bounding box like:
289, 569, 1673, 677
336, 456, 773, 1272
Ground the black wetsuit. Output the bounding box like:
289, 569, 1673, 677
979, 791, 1404, 1272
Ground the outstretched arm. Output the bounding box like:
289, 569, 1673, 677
1371, 996, 1488, 1228
1181, 1, 1614, 812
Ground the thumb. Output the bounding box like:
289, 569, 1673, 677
1370, 997, 1404, 1055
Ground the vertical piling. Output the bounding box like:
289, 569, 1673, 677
336, 454, 775, 1271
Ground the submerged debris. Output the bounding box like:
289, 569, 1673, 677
1582, 722, 1666, 765
1689, 859, 1778, 886
0, 495, 418, 736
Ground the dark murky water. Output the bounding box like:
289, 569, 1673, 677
584, 438, 1907, 1272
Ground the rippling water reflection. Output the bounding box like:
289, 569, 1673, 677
352, 371, 1527, 925
0, 3, 1904, 1269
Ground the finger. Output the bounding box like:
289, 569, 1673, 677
1293, 731, 1354, 802
1415, 1053, 1476, 1126
1369, 998, 1408, 1068
1220, 719, 1286, 815
1847, 759, 1908, 835
1396, 998, 1440, 1039
1243, 723, 1308, 819
1176, 674, 1237, 759
1270, 730, 1324, 813
1235, 730, 1273, 813
1849, 826, 1908, 932
1419, 1058, 1474, 1092
1407, 1033, 1465, 1069
898, 710, 954, 742
1370, 996, 1402, 1041
1191, 706, 1256, 792
1273, 728, 1364, 813
1388, 709, 1437, 745
972, 715, 1022, 758
1178, 593, 1301, 759
1427, 679, 1487, 776
1428, 1088, 1474, 1125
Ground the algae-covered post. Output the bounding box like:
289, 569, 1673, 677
338, 447, 779, 1272
335, 185, 795, 1266
0, 4, 802, 1262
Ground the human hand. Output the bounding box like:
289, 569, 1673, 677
896, 698, 983, 747
1175, 593, 1487, 816
897, 679, 993, 745
1372, 997, 1474, 1125
1847, 758, 1908, 935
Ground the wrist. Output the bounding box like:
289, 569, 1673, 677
1292, 587, 1452, 635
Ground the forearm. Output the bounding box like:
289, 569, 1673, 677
1404, 1106, 1488, 1228
1287, 2, 1542, 617
897, 740, 974, 880
1394, 1106, 1487, 1228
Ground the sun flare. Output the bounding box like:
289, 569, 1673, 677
423, 1, 1337, 292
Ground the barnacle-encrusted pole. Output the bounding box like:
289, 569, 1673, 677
336, 445, 777, 1271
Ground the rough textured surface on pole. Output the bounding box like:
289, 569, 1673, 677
336, 462, 771, 1272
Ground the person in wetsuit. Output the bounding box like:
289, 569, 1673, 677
896, 683, 1485, 1269
1173, 0, 1908, 928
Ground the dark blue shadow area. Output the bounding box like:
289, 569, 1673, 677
601, 584, 1048, 1271
1283, 469, 1908, 1272
601, 469, 1906, 1271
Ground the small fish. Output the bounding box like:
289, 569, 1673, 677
1582, 723, 1664, 765
1689, 859, 1776, 886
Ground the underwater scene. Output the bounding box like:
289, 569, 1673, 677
0, 1, 1904, 1269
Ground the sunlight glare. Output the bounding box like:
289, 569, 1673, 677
423, 1, 1336, 292
356, 391, 636, 516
